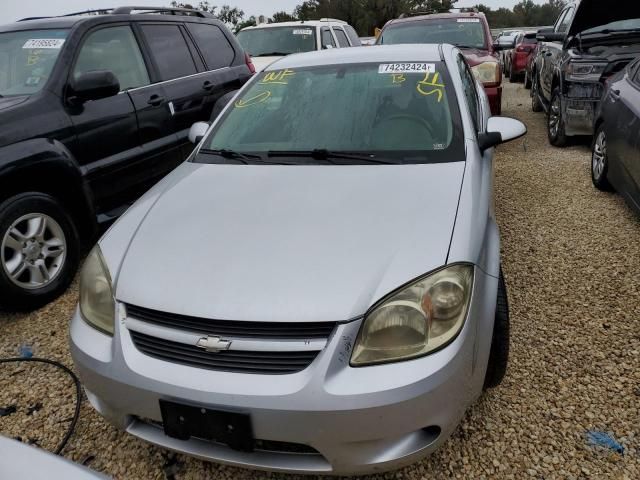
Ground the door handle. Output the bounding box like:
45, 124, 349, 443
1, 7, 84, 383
147, 94, 165, 106
202, 81, 214, 91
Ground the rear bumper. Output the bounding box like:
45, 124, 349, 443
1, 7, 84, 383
70, 269, 499, 475
512, 55, 529, 74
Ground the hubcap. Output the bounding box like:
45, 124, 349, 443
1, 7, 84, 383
549, 96, 561, 138
593, 130, 607, 180
1, 213, 66, 290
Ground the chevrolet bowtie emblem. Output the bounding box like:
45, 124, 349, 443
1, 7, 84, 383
196, 336, 232, 353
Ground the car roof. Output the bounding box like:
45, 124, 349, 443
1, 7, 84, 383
241, 20, 347, 31
0, 16, 82, 31
266, 44, 445, 70
387, 11, 486, 26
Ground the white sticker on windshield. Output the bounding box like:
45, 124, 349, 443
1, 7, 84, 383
457, 18, 480, 23
293, 29, 313, 35
23, 39, 65, 49
378, 63, 435, 74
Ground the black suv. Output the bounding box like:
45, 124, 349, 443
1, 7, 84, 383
0, 6, 253, 309
531, 0, 640, 146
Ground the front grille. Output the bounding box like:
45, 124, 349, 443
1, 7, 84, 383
126, 304, 336, 339
130, 330, 320, 374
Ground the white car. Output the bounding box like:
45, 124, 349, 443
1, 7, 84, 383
71, 45, 526, 475
236, 19, 361, 71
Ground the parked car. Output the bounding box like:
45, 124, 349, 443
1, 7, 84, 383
505, 32, 537, 82
377, 11, 506, 114
0, 7, 253, 310
531, 0, 640, 146
236, 19, 361, 71
70, 44, 526, 475
591, 58, 640, 214
495, 29, 524, 71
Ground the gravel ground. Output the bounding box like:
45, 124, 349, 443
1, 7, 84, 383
1, 81, 639, 479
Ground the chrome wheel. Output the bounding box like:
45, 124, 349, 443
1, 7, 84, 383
549, 95, 561, 138
1, 213, 66, 289
592, 130, 607, 180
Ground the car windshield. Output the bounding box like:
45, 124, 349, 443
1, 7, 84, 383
197, 61, 464, 165
582, 19, 640, 35
237, 27, 316, 56
0, 29, 68, 96
379, 18, 487, 49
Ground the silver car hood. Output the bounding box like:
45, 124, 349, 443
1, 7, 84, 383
115, 162, 465, 322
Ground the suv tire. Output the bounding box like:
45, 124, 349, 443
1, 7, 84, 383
548, 87, 568, 147
531, 73, 543, 112
591, 125, 614, 191
484, 268, 510, 390
0, 193, 79, 311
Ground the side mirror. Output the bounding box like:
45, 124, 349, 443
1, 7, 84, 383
68, 70, 119, 104
536, 27, 564, 42
478, 116, 527, 151
189, 121, 210, 144
323, 44, 334, 50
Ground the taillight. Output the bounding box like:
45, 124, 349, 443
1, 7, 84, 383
517, 45, 533, 53
245, 53, 256, 74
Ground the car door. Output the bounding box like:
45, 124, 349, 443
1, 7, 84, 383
66, 23, 169, 215
542, 6, 574, 99
615, 64, 640, 195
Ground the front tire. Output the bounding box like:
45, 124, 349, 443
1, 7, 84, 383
0, 193, 79, 311
484, 268, 510, 390
591, 125, 614, 191
547, 88, 568, 147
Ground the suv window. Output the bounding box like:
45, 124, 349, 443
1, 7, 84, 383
457, 55, 479, 131
556, 7, 575, 33
186, 23, 234, 70
141, 24, 197, 81
74, 26, 149, 90
344, 25, 361, 46
333, 28, 350, 47
321, 28, 336, 48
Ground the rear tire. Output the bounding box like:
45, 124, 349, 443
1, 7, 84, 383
524, 70, 532, 89
0, 193, 79, 311
484, 268, 510, 390
531, 73, 543, 112
591, 125, 614, 191
509, 67, 518, 83
547, 88, 568, 147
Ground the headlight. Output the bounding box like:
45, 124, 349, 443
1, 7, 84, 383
565, 62, 607, 82
351, 264, 474, 366
79, 245, 115, 335
471, 62, 500, 85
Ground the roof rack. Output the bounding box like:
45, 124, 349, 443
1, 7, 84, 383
18, 9, 114, 21
112, 6, 214, 17
398, 6, 479, 18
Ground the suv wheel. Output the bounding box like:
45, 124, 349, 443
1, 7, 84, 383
547, 88, 568, 147
591, 125, 613, 191
484, 268, 510, 390
0, 193, 79, 311
531, 73, 543, 112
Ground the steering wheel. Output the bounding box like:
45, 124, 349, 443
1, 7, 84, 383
377, 114, 436, 138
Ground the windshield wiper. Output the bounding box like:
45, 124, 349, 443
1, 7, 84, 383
582, 28, 640, 37
253, 51, 291, 57
453, 43, 481, 49
199, 148, 263, 164
267, 149, 396, 164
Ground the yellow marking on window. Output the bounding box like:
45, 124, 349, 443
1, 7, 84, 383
235, 90, 272, 108
391, 73, 406, 84
260, 68, 296, 85
416, 72, 445, 102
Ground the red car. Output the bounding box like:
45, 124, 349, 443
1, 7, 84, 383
377, 11, 505, 115
504, 32, 538, 83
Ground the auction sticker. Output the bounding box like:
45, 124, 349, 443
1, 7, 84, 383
23, 39, 65, 49
457, 18, 480, 23
293, 29, 313, 35
379, 63, 435, 73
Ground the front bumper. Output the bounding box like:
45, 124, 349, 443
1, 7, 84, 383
562, 81, 603, 136
70, 270, 498, 475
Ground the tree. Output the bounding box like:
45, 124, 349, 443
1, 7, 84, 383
271, 11, 298, 23
170, 1, 245, 29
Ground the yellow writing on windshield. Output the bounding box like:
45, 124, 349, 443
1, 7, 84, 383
260, 68, 296, 85
416, 72, 445, 102
235, 90, 272, 108
26, 51, 41, 66
391, 73, 406, 84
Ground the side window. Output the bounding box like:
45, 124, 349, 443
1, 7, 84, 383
186, 23, 235, 70
556, 7, 575, 33
321, 28, 336, 49
74, 26, 149, 90
344, 25, 361, 46
333, 28, 350, 48
457, 55, 480, 131
141, 24, 197, 81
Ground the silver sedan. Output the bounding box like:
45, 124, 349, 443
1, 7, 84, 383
70, 44, 526, 475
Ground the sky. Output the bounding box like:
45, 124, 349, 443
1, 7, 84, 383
6, 0, 548, 23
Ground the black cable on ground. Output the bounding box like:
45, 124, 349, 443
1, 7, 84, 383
0, 357, 82, 455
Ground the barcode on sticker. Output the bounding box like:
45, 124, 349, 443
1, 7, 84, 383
23, 39, 66, 49
457, 18, 480, 23
293, 29, 313, 35
378, 63, 435, 74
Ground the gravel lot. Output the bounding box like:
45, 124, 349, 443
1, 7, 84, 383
1, 81, 639, 479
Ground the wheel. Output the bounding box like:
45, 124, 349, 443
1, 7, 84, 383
509, 67, 518, 83
524, 70, 532, 89
547, 87, 568, 147
591, 125, 614, 191
484, 268, 510, 389
531, 73, 543, 112
0, 193, 79, 311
